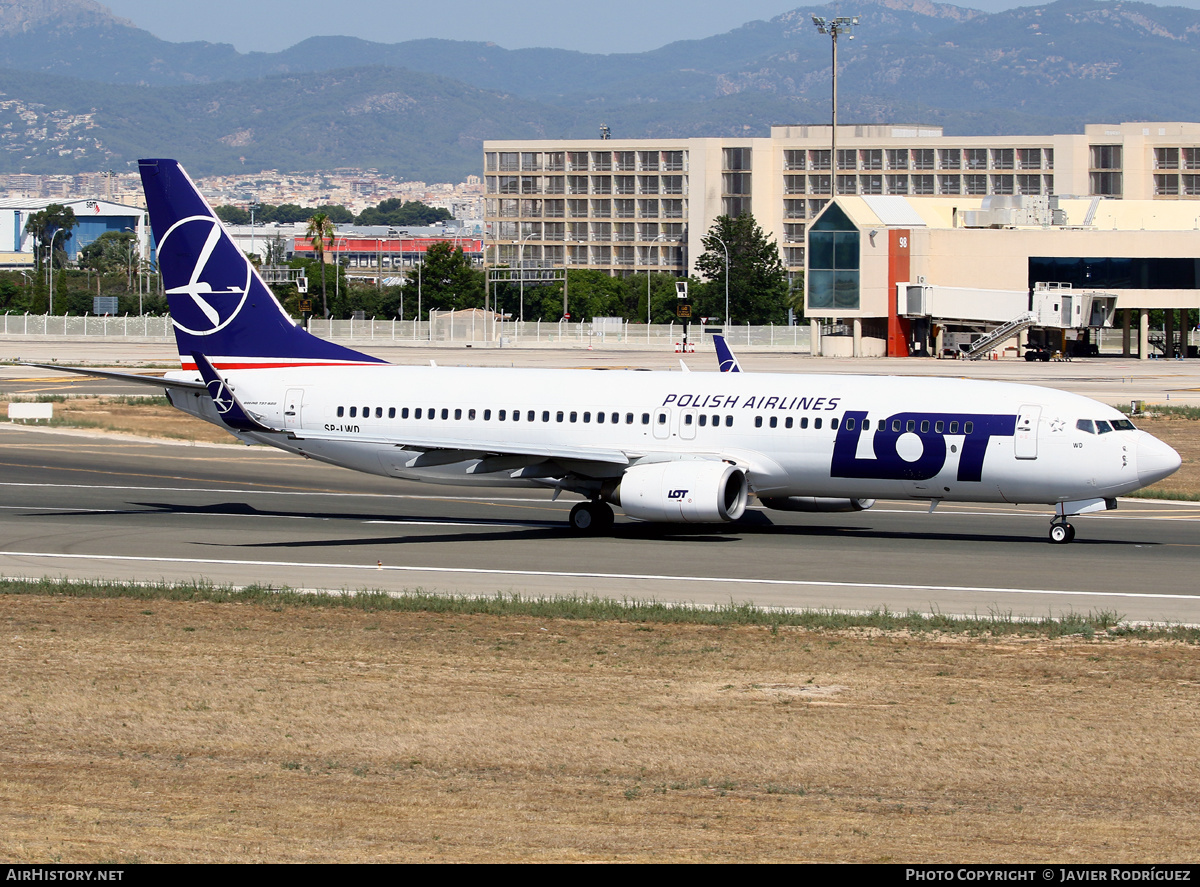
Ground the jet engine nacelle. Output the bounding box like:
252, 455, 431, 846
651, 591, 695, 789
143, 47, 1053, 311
615, 461, 748, 523
759, 496, 876, 513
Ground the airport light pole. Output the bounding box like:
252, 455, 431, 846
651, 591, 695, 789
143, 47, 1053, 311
646, 232, 666, 326
711, 233, 730, 327
47, 227, 65, 316
811, 14, 858, 191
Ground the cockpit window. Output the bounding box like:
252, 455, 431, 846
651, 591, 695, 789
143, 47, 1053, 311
1095, 420, 1113, 434
1076, 419, 1095, 434
1112, 419, 1137, 431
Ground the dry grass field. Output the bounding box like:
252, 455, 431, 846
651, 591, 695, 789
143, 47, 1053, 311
1, 593, 1198, 863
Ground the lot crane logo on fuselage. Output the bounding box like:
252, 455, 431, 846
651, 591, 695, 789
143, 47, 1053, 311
160, 215, 251, 336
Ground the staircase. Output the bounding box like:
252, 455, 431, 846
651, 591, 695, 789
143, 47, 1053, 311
962, 311, 1039, 360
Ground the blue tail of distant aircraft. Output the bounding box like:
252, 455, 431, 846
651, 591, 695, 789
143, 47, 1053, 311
713, 335, 741, 373
138, 158, 385, 371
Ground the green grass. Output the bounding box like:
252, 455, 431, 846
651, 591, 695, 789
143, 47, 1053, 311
5, 394, 171, 406
1, 576, 1196, 642
1121, 403, 1200, 420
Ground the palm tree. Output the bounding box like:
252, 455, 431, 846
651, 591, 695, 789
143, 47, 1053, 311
305, 212, 336, 317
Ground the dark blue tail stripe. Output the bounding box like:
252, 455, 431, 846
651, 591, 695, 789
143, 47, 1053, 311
139, 158, 384, 367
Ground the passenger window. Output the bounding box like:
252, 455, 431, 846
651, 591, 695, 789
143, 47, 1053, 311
949, 421, 959, 434
626, 413, 634, 424
510, 410, 517, 422
498, 410, 505, 420
388, 407, 395, 419
800, 417, 808, 429
725, 416, 733, 427
415, 408, 422, 419
468, 409, 476, 420
337, 406, 344, 418
892, 419, 901, 432
785, 417, 793, 429
1076, 419, 1095, 434
755, 416, 763, 428
964, 422, 974, 434
920, 420, 929, 433
831, 418, 839, 430
934, 421, 943, 433
570, 412, 578, 423
349, 407, 357, 418
684, 414, 693, 426
769, 416, 777, 428
863, 418, 871, 430
712, 415, 720, 426
481, 410, 488, 420
543, 411, 550, 422
656, 413, 666, 425
642, 413, 650, 424
556, 411, 564, 423
906, 420, 915, 432
596, 412, 604, 424
401, 408, 409, 419
583, 412, 591, 423
528, 411, 535, 422
844, 418, 854, 431
442, 409, 450, 420
814, 418, 822, 429
698, 415, 707, 427
429, 408, 436, 420
613, 413, 620, 424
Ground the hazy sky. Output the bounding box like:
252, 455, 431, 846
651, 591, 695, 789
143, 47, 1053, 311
98, 0, 1200, 55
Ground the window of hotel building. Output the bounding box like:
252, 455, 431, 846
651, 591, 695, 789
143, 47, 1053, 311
784, 247, 805, 266
836, 175, 857, 195
568, 245, 588, 265
544, 222, 565, 241
837, 149, 856, 170
966, 148, 988, 170
1043, 175, 1055, 195
485, 198, 497, 216
886, 175, 908, 195
615, 245, 635, 266
497, 242, 518, 262
784, 150, 805, 170
544, 245, 564, 264
520, 176, 538, 194
591, 152, 612, 171
544, 176, 565, 194
886, 149, 908, 170
1154, 174, 1179, 196
1155, 147, 1180, 169
663, 151, 684, 171
1185, 148, 1200, 170
614, 151, 636, 171
499, 198, 519, 217
1018, 148, 1042, 170
965, 175, 987, 195
568, 222, 588, 241
521, 152, 540, 171
567, 151, 588, 170
808, 199, 828, 217
1090, 171, 1122, 196
809, 149, 831, 170
520, 199, 541, 217
1090, 145, 1122, 170
723, 172, 751, 195
591, 176, 611, 194
638, 151, 659, 171
615, 175, 635, 194
568, 199, 588, 218
860, 149, 882, 170
1045, 148, 1054, 169
661, 199, 684, 218
591, 245, 611, 265
662, 223, 683, 241
546, 152, 565, 171
784, 175, 805, 194
784, 199, 806, 218
1183, 175, 1200, 196
662, 175, 684, 194
640, 222, 659, 241
808, 203, 860, 311
485, 152, 498, 172
912, 149, 935, 170
784, 223, 806, 242
639, 245, 659, 266
639, 199, 659, 217
1016, 175, 1042, 195
520, 223, 542, 241
639, 175, 659, 194
615, 199, 635, 218
809, 175, 831, 195
615, 222, 635, 241
568, 175, 588, 194
939, 148, 961, 169
723, 147, 752, 170
498, 221, 519, 239
860, 175, 883, 195
590, 199, 611, 217
991, 175, 1014, 195
499, 176, 519, 194
499, 152, 519, 171
912, 175, 935, 195
486, 176, 498, 193
992, 148, 1014, 170
723, 196, 751, 216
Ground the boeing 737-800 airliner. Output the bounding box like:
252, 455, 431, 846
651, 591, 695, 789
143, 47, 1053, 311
37, 159, 1181, 543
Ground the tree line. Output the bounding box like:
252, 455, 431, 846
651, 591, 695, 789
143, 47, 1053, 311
214, 197, 452, 228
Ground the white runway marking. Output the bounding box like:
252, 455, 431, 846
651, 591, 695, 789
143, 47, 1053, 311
0, 550, 1196, 602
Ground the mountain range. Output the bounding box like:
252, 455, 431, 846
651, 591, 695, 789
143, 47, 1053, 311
0, 0, 1197, 180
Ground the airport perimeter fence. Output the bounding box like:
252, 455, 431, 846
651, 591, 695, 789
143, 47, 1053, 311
0, 313, 813, 351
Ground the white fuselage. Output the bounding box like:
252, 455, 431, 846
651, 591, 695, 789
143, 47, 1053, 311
166, 363, 1170, 507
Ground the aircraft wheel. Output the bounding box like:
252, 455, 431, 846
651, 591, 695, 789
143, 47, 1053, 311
569, 501, 614, 534
1049, 523, 1071, 544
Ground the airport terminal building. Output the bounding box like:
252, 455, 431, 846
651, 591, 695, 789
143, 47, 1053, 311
484, 121, 1200, 357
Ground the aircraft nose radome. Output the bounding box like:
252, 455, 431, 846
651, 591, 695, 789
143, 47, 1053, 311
1137, 433, 1182, 486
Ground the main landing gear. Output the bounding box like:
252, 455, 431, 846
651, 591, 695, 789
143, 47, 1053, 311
1048, 517, 1076, 544
569, 500, 615, 534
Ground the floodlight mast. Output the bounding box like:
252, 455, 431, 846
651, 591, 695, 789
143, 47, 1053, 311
811, 15, 859, 190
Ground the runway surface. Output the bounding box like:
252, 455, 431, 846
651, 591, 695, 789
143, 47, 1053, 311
2, 424, 1198, 624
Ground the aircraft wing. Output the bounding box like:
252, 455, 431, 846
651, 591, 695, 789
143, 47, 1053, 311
23, 363, 207, 393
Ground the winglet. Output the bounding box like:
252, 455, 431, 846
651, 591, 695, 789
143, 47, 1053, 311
192, 353, 276, 433
713, 334, 742, 373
